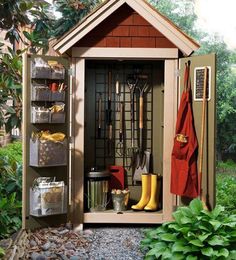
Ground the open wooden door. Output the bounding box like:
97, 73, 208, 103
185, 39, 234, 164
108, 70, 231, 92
178, 54, 216, 209
22, 54, 72, 229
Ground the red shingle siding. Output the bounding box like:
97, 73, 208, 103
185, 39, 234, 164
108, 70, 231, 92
76, 4, 177, 49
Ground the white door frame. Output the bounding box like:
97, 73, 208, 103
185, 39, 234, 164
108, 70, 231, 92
71, 47, 178, 226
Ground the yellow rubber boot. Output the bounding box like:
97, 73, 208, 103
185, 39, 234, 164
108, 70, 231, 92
131, 174, 151, 210
144, 174, 161, 211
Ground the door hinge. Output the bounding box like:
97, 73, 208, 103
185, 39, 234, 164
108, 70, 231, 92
69, 136, 74, 144
175, 69, 180, 77
68, 68, 75, 77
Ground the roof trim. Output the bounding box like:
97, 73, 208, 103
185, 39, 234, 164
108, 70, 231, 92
53, 0, 199, 56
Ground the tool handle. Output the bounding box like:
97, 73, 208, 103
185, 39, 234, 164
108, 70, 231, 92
109, 124, 112, 140
198, 66, 208, 197
107, 124, 113, 156
116, 80, 120, 95
98, 95, 102, 128
119, 102, 123, 131
199, 67, 208, 173
108, 71, 112, 101
119, 102, 123, 142
139, 96, 143, 129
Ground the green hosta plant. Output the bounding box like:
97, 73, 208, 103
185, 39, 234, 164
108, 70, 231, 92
141, 199, 236, 260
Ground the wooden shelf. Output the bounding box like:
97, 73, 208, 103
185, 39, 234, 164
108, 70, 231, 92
84, 210, 164, 224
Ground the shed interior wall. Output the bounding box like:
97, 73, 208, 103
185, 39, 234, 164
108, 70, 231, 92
84, 60, 164, 211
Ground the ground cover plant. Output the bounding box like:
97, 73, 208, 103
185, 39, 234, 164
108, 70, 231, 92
0, 141, 22, 163
0, 155, 22, 239
216, 160, 236, 215
141, 199, 236, 260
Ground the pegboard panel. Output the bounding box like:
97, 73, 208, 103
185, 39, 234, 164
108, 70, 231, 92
85, 61, 154, 187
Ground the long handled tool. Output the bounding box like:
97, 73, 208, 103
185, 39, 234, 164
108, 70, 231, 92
115, 74, 120, 112
106, 71, 113, 156
198, 66, 209, 209
127, 75, 138, 167
98, 93, 102, 138
133, 75, 151, 182
116, 102, 124, 156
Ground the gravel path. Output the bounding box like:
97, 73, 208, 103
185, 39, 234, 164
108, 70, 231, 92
24, 226, 145, 260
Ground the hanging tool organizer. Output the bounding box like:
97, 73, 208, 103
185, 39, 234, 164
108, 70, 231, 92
23, 55, 70, 227
84, 61, 160, 208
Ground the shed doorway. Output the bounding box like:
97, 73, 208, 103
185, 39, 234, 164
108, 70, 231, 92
84, 60, 165, 219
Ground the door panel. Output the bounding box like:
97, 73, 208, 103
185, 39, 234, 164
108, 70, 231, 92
179, 54, 216, 209
22, 54, 70, 229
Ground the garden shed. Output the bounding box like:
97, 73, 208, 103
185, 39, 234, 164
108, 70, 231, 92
22, 0, 216, 230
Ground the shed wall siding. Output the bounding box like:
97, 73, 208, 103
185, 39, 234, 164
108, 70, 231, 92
76, 4, 176, 48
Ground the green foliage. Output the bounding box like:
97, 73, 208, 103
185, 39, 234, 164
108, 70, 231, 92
0, 141, 22, 163
149, 0, 201, 40
0, 0, 51, 132
0, 156, 22, 238
52, 0, 101, 38
0, 193, 22, 239
216, 173, 236, 215
141, 199, 236, 260
0, 48, 24, 132
0, 247, 5, 257
217, 160, 236, 170
216, 160, 236, 214
149, 0, 236, 157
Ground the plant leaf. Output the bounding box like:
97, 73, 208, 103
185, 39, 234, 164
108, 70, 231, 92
186, 255, 198, 260
173, 211, 183, 224
189, 239, 204, 247
189, 199, 203, 215
229, 250, 236, 260
180, 207, 193, 218
146, 246, 166, 258
201, 247, 214, 257
211, 205, 224, 218
198, 233, 211, 242
180, 216, 193, 224
0, 247, 5, 256
209, 220, 222, 231
216, 248, 229, 258
172, 241, 192, 253
171, 252, 185, 260
159, 233, 177, 242
208, 235, 229, 246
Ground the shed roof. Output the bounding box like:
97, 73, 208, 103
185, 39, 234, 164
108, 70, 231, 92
53, 0, 200, 56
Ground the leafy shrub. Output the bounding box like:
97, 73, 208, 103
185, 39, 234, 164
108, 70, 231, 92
0, 193, 22, 239
0, 247, 5, 257
216, 173, 236, 214
141, 199, 236, 260
217, 160, 236, 169
0, 141, 22, 164
0, 156, 22, 239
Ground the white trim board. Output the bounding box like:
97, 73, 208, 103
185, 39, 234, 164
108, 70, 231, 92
53, 0, 199, 56
72, 47, 179, 59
